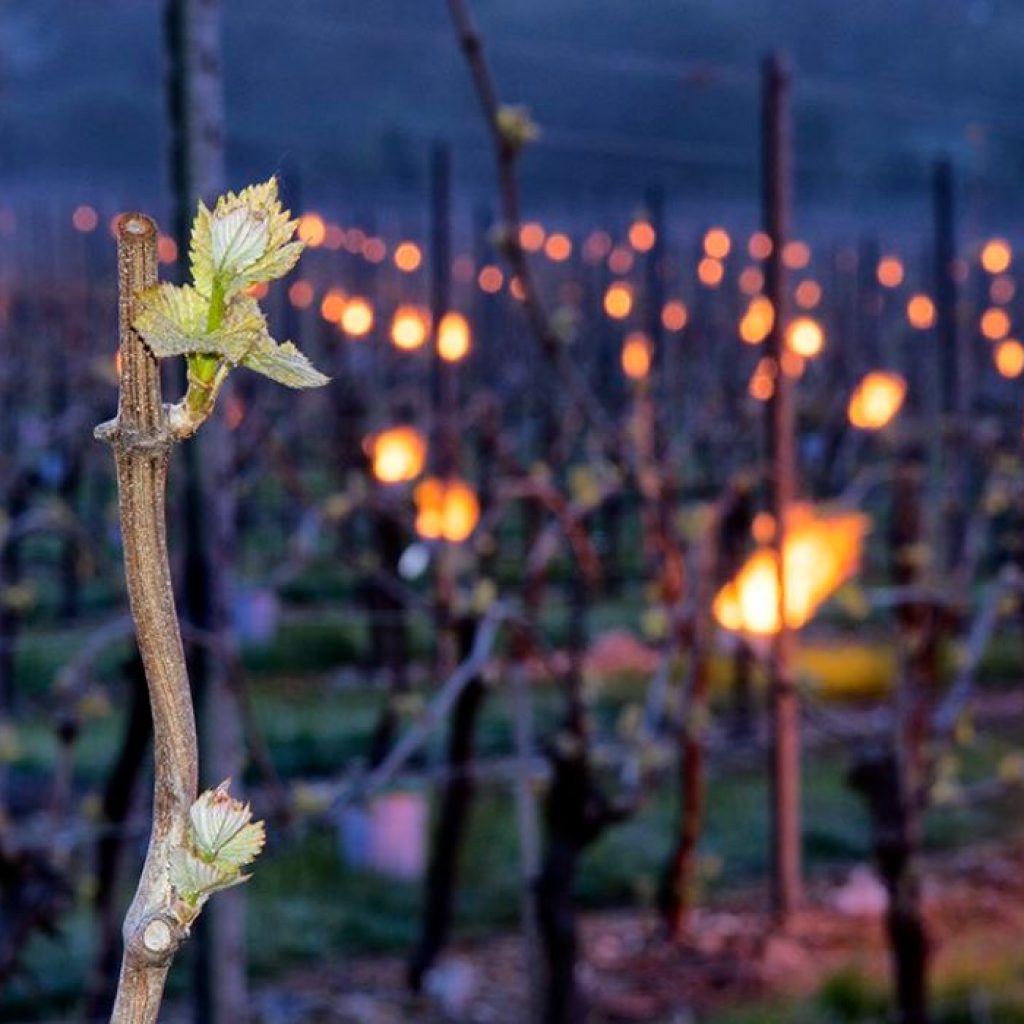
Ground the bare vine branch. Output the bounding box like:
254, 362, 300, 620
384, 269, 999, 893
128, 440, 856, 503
445, 0, 621, 456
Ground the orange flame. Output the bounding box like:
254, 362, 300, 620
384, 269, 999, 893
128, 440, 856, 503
713, 507, 869, 636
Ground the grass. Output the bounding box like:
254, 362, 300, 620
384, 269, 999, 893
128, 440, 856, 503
5, 578, 1024, 1020
236, 728, 1024, 976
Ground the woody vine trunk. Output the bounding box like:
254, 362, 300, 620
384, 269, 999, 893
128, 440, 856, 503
97, 214, 198, 1024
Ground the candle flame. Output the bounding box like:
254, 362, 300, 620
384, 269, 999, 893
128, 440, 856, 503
713, 507, 869, 636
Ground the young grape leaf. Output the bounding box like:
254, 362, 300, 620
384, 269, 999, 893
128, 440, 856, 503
212, 820, 267, 869
190, 781, 256, 855
168, 848, 247, 906
242, 340, 330, 388
190, 177, 302, 300
134, 285, 265, 362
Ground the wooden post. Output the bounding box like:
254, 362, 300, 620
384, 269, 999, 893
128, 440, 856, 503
932, 159, 961, 420
761, 52, 802, 922
431, 141, 458, 674
165, 0, 224, 240
164, 2, 244, 1021
644, 184, 666, 367
408, 138, 480, 990
432, 141, 457, 477
931, 158, 971, 574
857, 237, 882, 372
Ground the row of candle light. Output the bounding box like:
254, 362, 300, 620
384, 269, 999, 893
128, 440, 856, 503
366, 365, 908, 553
62, 202, 1016, 311
67, 203, 1015, 636
60, 198, 1024, 386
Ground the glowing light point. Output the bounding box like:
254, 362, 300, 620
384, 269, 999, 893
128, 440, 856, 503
341, 297, 374, 337
661, 299, 688, 332
371, 426, 427, 484
698, 257, 724, 287
877, 256, 904, 288
297, 213, 326, 248
848, 371, 907, 430
545, 232, 572, 262
629, 220, 657, 253
621, 331, 652, 380
740, 296, 774, 345
394, 241, 422, 272
438, 311, 472, 362
906, 294, 936, 330
390, 305, 430, 351
604, 282, 633, 320
786, 316, 824, 358
981, 238, 1012, 275
415, 477, 480, 543
713, 507, 869, 636
704, 227, 731, 259
996, 339, 1024, 379
320, 288, 347, 324
981, 306, 1012, 341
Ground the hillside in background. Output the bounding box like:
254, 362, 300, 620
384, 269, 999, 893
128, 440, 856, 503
3, 0, 1024, 227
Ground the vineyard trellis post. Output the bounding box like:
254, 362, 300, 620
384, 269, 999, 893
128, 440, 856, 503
644, 183, 666, 374
431, 139, 458, 676
761, 51, 803, 922
931, 157, 971, 574
164, 1, 247, 1021
932, 158, 961, 423
409, 139, 478, 990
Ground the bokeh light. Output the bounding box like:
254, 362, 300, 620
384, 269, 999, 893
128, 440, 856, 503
995, 339, 1024, 378
848, 371, 907, 430
390, 305, 430, 351
785, 316, 824, 357
604, 282, 633, 319
394, 242, 422, 272
438, 312, 472, 362
907, 294, 936, 330
661, 300, 688, 332
341, 297, 374, 336
981, 238, 1012, 274
297, 213, 326, 247
371, 426, 427, 484
621, 331, 653, 380
877, 256, 904, 288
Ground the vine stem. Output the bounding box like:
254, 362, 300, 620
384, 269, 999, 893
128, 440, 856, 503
96, 214, 198, 1023
444, 0, 622, 462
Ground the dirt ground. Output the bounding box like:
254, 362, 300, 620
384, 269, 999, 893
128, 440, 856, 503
249, 835, 1024, 1023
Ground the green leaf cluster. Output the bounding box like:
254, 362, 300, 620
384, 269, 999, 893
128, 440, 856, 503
169, 780, 266, 924
132, 177, 328, 435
